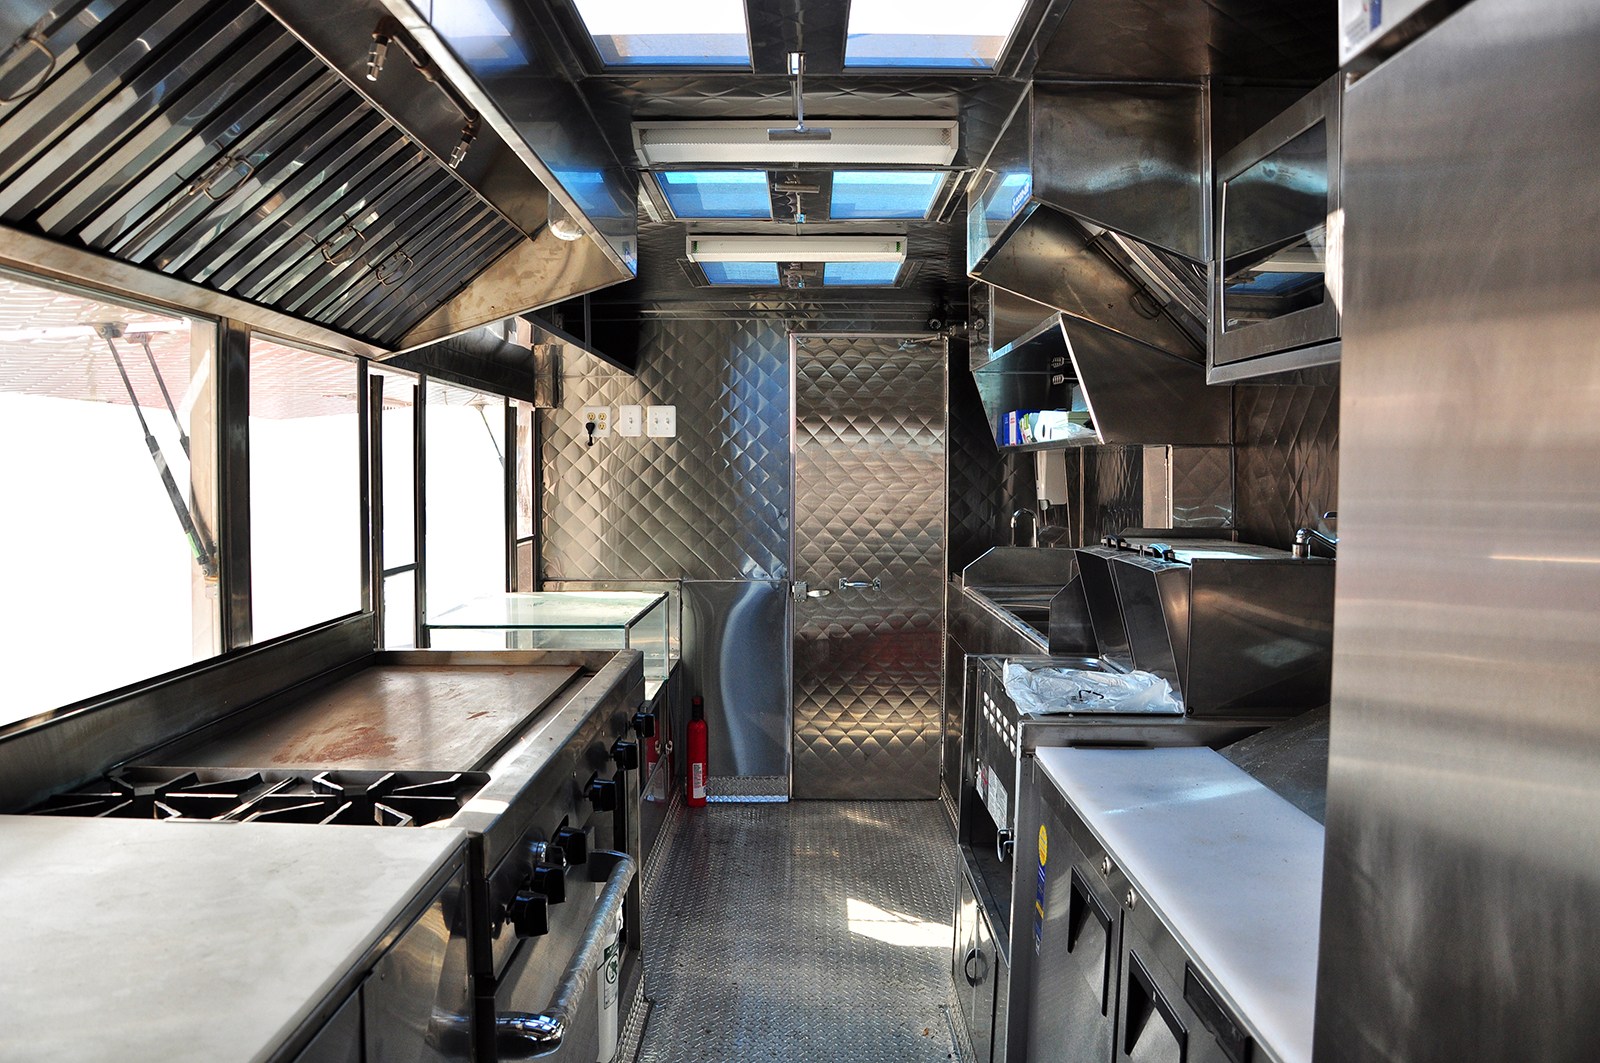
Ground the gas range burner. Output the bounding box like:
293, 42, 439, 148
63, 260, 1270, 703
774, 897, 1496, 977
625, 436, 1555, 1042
29, 768, 488, 827
240, 771, 482, 827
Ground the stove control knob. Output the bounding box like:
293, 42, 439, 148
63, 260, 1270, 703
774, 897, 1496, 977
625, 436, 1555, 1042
611, 739, 640, 771
528, 862, 567, 905
507, 891, 548, 938
527, 840, 569, 872
555, 826, 589, 866
632, 711, 656, 738
585, 774, 619, 812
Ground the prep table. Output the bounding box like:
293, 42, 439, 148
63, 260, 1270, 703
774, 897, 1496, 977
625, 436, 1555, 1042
0, 815, 470, 1063
1015, 746, 1324, 1063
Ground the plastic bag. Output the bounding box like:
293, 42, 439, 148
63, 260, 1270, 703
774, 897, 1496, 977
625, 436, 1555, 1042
1002, 662, 1182, 716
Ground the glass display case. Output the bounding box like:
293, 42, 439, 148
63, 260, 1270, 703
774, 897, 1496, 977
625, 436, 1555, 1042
425, 591, 672, 680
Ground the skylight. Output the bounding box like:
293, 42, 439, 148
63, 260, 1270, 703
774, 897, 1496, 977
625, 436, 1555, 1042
830, 171, 947, 220
570, 0, 750, 67
700, 262, 781, 286
658, 172, 773, 220
844, 0, 1028, 69
823, 262, 903, 286
697, 262, 903, 287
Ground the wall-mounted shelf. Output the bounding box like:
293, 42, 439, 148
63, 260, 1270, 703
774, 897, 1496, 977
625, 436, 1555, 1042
973, 314, 1231, 451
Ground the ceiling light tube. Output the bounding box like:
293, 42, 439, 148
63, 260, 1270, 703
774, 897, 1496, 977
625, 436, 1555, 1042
685, 235, 907, 263
635, 120, 958, 167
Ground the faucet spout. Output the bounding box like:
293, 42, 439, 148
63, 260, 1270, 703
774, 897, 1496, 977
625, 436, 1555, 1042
1011, 508, 1039, 548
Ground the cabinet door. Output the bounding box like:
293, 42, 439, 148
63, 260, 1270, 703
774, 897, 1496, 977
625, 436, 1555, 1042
1027, 852, 1118, 1060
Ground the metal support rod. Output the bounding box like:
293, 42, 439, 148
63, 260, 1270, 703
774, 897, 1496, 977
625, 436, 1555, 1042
97, 324, 219, 580
132, 333, 190, 457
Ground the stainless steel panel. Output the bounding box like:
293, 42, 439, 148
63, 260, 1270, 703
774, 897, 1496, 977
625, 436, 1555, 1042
1028, 83, 1211, 263
682, 580, 790, 781
1233, 384, 1339, 551
1033, 0, 1337, 81
0, 614, 374, 812
1319, 0, 1600, 1058
539, 317, 791, 583
790, 335, 946, 800
635, 801, 959, 1063
291, 991, 361, 1063
365, 867, 474, 1063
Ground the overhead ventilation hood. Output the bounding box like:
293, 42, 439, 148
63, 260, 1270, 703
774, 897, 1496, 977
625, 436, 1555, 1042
0, 0, 636, 357
968, 83, 1211, 359
973, 312, 1230, 448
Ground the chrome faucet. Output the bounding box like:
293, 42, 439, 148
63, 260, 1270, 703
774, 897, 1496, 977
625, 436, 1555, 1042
1293, 511, 1339, 558
1011, 508, 1038, 548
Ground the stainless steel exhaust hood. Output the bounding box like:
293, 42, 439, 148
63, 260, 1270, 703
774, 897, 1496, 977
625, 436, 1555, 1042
0, 0, 636, 357
968, 83, 1211, 358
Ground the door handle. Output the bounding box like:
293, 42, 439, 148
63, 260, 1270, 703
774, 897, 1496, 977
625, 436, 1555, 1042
791, 580, 831, 602
837, 577, 882, 591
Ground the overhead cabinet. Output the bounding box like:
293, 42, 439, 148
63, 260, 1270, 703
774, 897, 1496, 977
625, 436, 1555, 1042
1209, 77, 1343, 383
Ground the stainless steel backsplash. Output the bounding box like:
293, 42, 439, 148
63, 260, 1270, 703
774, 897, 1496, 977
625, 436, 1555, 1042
539, 316, 792, 582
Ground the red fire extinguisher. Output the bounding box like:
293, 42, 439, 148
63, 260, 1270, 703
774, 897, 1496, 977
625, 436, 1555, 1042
686, 695, 708, 808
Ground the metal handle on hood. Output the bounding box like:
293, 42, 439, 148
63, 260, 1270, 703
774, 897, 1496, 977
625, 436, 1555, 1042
495, 849, 635, 1059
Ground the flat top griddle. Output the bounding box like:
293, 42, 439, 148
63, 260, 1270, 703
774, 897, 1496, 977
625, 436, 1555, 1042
155, 664, 582, 772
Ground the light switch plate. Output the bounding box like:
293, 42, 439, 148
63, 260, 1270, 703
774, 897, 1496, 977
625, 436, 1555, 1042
646, 405, 676, 438
616, 404, 643, 437
580, 405, 610, 439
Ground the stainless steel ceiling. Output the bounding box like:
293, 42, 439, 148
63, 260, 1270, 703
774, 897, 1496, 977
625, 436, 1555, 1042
513, 0, 1338, 314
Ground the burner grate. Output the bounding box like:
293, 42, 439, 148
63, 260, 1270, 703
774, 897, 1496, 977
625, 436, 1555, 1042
28, 768, 488, 826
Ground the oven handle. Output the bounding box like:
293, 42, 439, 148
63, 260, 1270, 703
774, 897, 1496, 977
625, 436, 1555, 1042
494, 849, 636, 1059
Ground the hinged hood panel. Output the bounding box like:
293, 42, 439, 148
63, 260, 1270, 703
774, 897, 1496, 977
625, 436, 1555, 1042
0, 0, 635, 355
968, 83, 1211, 358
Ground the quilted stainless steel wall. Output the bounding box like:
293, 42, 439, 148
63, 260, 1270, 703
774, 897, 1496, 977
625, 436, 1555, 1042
790, 334, 946, 800
539, 316, 791, 582
1234, 384, 1339, 550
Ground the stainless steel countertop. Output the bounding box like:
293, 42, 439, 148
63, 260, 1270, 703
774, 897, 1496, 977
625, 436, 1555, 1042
0, 816, 467, 1062
1035, 747, 1323, 1063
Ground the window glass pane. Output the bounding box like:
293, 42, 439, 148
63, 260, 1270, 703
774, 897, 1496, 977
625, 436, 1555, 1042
830, 171, 946, 219
844, 0, 1027, 68
701, 261, 780, 286
384, 573, 416, 650
658, 171, 773, 219
824, 261, 903, 286
0, 274, 219, 726
425, 382, 506, 615
377, 368, 417, 570
249, 338, 361, 642
570, 0, 750, 66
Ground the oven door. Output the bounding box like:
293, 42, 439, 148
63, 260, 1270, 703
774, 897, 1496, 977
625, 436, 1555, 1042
492, 850, 636, 1063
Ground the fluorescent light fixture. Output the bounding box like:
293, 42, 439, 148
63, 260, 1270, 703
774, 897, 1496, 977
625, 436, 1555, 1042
685, 235, 906, 264
635, 120, 958, 167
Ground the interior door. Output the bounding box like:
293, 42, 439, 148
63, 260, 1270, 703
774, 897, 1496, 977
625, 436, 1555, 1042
790, 333, 946, 799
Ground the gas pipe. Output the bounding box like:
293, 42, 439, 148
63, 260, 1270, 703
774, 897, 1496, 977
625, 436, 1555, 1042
686, 695, 708, 807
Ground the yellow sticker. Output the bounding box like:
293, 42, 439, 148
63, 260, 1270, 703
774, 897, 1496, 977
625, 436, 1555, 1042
1038, 824, 1049, 865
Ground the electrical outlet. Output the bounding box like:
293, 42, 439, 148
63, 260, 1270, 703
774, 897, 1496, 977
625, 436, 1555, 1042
580, 405, 610, 440
616, 404, 643, 437
646, 405, 676, 438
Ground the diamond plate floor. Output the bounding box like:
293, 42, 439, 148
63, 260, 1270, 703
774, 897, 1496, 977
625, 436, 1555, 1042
635, 801, 962, 1062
